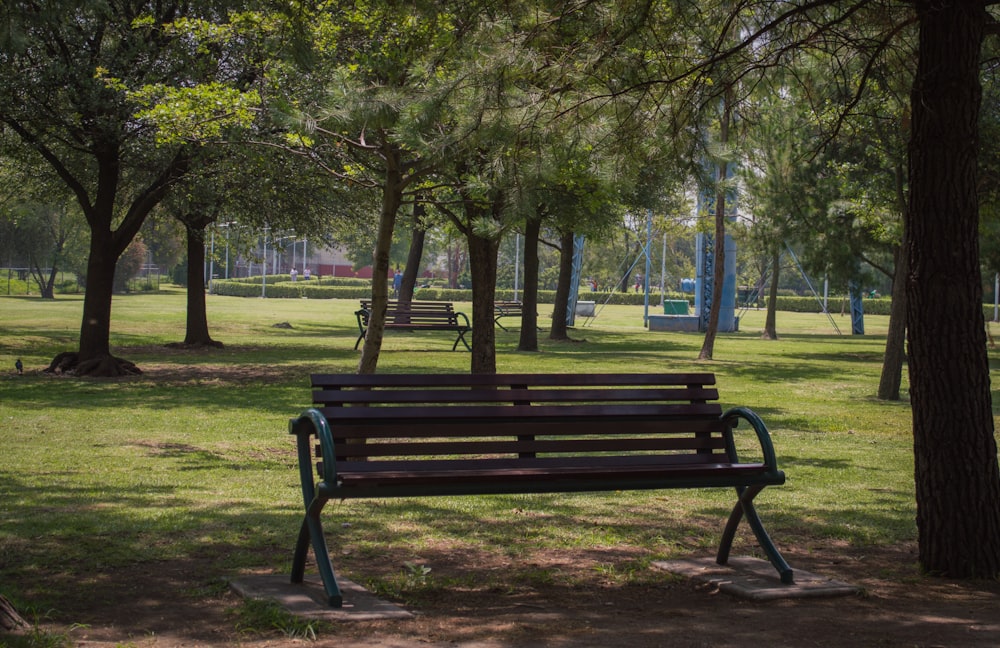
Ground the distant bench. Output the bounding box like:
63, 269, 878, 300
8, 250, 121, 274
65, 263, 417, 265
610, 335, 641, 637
354, 300, 470, 351
493, 300, 541, 331
493, 300, 523, 330
289, 372, 793, 607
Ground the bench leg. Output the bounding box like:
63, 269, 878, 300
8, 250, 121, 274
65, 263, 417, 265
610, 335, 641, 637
717, 485, 794, 584
354, 330, 366, 350
495, 319, 509, 332
291, 517, 311, 583
291, 503, 344, 607
453, 330, 471, 351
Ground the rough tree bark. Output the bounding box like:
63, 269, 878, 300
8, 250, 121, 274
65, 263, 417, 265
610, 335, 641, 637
549, 230, 575, 341
166, 212, 223, 349
73, 226, 142, 376
358, 149, 404, 375
698, 89, 733, 361
763, 249, 780, 340
517, 215, 542, 351
467, 231, 500, 374
906, 0, 1000, 577
0, 594, 27, 633
878, 240, 908, 400
398, 206, 427, 305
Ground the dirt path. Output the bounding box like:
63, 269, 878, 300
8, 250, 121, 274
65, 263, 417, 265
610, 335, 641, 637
9, 542, 1000, 647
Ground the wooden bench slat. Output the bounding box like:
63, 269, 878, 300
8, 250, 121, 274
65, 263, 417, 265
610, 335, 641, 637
323, 420, 728, 446
314, 386, 720, 406
326, 418, 728, 439
311, 372, 717, 388
327, 436, 728, 459
317, 403, 724, 423
338, 464, 768, 484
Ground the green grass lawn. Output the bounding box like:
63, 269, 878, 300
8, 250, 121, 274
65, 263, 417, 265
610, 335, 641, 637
1, 289, 998, 637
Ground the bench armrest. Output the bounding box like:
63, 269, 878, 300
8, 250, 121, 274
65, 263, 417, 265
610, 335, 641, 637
455, 310, 470, 327
721, 406, 780, 473
355, 308, 370, 331
289, 408, 338, 503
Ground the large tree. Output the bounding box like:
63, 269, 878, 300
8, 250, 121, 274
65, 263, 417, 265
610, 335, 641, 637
904, 1, 1000, 577
0, 1, 256, 375
556, 0, 999, 576
696, 0, 1000, 578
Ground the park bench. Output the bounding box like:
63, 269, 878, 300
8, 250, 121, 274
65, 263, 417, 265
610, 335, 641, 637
493, 300, 526, 330
493, 300, 543, 331
289, 372, 793, 607
354, 300, 470, 351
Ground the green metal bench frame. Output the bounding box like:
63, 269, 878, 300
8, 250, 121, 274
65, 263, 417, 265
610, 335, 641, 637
289, 373, 793, 607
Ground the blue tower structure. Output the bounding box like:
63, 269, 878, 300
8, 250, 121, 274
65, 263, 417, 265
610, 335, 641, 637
566, 234, 586, 326
694, 156, 739, 333
695, 232, 738, 332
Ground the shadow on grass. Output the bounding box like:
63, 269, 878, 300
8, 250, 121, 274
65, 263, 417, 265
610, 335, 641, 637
0, 451, 923, 646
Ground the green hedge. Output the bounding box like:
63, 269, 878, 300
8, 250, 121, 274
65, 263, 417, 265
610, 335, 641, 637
211, 277, 694, 305
206, 278, 993, 321
770, 296, 894, 316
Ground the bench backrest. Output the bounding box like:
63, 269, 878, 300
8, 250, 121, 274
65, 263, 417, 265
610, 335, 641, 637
310, 373, 730, 465
358, 300, 459, 326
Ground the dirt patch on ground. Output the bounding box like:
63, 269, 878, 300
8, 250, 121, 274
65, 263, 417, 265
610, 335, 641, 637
8, 540, 1000, 648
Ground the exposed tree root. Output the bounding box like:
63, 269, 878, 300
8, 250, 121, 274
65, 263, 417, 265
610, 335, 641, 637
1, 594, 28, 632
44, 352, 142, 376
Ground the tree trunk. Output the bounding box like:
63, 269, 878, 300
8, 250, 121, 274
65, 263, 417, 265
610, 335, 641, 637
878, 241, 908, 400
699, 88, 732, 361
79, 230, 116, 362
71, 229, 141, 376
467, 231, 500, 374
358, 148, 404, 375
906, 2, 1000, 577
398, 208, 426, 305
42, 264, 58, 299
30, 260, 57, 299
517, 216, 541, 351
549, 230, 575, 341
181, 221, 222, 348
763, 249, 780, 340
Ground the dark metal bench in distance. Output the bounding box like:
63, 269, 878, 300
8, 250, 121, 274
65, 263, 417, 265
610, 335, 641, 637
493, 300, 525, 330
354, 300, 470, 351
289, 372, 793, 607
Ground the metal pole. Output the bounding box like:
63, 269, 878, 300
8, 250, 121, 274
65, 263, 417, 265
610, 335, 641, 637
208, 229, 216, 294
643, 210, 652, 326
261, 232, 267, 298
660, 232, 666, 307
224, 225, 230, 279
303, 238, 308, 274
994, 272, 998, 322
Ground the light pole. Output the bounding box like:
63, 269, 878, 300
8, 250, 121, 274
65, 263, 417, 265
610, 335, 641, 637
261, 229, 269, 298
208, 229, 216, 294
